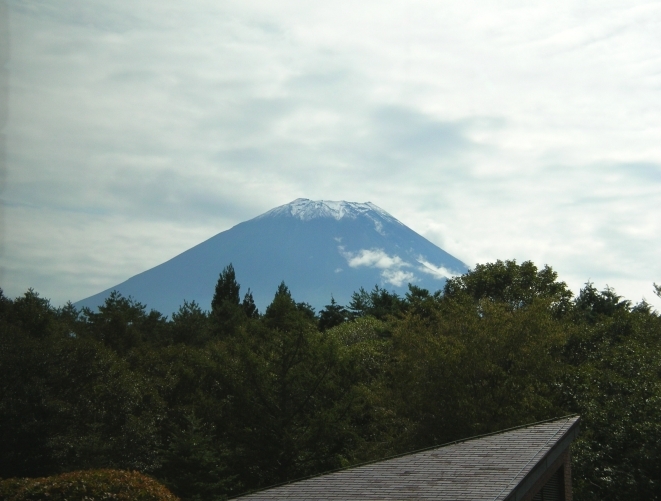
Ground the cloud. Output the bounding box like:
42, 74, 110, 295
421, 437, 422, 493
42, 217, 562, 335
343, 248, 406, 270
417, 259, 460, 280
3, 0, 661, 312
341, 248, 417, 287
382, 269, 416, 287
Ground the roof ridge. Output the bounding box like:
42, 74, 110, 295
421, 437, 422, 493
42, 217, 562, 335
230, 414, 580, 500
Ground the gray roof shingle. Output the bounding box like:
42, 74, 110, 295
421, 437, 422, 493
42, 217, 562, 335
235, 416, 580, 501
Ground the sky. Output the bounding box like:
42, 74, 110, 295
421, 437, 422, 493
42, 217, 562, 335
2, 0, 661, 310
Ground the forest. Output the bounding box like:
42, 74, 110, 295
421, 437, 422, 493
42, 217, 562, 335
1, 260, 660, 501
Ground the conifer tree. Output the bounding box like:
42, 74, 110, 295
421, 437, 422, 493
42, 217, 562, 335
241, 289, 259, 318
210, 264, 245, 337
319, 297, 348, 331
171, 300, 210, 346
348, 285, 404, 320
211, 264, 241, 311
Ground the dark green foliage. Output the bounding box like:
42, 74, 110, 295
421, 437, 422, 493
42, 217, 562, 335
211, 264, 241, 310
7, 289, 58, 338
220, 284, 361, 490
348, 285, 404, 320
574, 282, 632, 323
297, 302, 317, 321
211, 264, 248, 337
403, 284, 441, 319
322, 317, 398, 462
2, 265, 661, 501
0, 470, 179, 501
263, 281, 298, 329
157, 413, 232, 501
318, 297, 349, 331
171, 301, 210, 346
443, 259, 573, 315
390, 297, 567, 449
81, 291, 169, 353
241, 289, 259, 318
0, 322, 163, 477
560, 302, 661, 501
0, 322, 57, 476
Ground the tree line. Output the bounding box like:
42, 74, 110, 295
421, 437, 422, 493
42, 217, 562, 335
1, 260, 660, 501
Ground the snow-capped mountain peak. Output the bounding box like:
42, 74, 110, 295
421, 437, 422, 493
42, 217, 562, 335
75, 198, 467, 314
258, 198, 402, 224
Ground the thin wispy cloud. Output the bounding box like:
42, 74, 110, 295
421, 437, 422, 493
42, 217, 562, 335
417, 259, 459, 281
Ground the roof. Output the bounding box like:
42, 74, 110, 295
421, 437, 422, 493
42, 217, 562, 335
235, 416, 580, 501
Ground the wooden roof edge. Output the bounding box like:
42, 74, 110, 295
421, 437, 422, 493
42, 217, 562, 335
230, 414, 581, 500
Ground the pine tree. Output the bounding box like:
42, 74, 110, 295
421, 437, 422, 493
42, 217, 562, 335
211, 264, 241, 312
241, 289, 259, 318
318, 297, 348, 331
211, 264, 247, 337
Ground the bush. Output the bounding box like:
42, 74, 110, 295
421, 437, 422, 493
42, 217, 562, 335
0, 469, 179, 501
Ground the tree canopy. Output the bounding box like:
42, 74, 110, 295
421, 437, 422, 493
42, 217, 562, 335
1, 262, 660, 501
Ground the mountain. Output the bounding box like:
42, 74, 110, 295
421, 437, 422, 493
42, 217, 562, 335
74, 199, 468, 315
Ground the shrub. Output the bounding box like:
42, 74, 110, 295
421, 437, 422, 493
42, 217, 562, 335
0, 469, 179, 501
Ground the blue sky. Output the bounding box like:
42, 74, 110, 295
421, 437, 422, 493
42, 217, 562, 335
2, 0, 661, 309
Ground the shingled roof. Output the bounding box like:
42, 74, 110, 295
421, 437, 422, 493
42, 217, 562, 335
235, 416, 580, 501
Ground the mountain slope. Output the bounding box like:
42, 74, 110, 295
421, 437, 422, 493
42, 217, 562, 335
74, 199, 468, 314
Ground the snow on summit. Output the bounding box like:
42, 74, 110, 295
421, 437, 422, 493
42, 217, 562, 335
258, 198, 401, 224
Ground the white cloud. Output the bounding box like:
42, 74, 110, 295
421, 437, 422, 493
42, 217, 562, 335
3, 0, 661, 310
343, 248, 408, 270
382, 269, 416, 287
417, 259, 459, 281
341, 248, 417, 287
